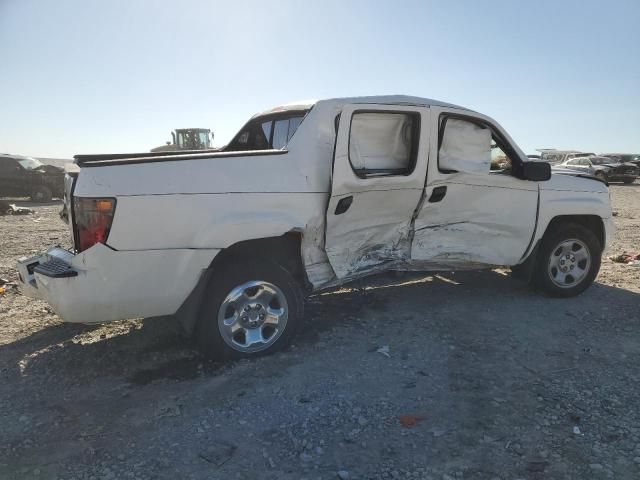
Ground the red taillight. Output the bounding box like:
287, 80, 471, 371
73, 197, 116, 252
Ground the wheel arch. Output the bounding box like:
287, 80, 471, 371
512, 214, 605, 282
209, 231, 307, 285
543, 215, 605, 252
174, 231, 308, 337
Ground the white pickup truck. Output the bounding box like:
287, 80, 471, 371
18, 96, 614, 359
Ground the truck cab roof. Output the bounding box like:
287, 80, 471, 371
256, 95, 472, 117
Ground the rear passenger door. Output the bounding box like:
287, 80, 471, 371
324, 104, 430, 279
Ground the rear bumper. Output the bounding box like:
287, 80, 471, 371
17, 244, 220, 324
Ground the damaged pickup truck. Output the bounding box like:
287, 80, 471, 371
17, 96, 614, 359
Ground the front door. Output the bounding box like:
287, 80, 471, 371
411, 108, 538, 268
324, 104, 430, 279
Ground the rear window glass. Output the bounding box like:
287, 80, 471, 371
227, 112, 307, 151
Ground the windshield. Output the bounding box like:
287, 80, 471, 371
17, 157, 43, 170
590, 157, 612, 165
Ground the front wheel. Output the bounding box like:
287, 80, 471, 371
196, 257, 304, 360
533, 223, 601, 297
622, 177, 635, 184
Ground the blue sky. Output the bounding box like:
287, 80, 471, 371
0, 0, 638, 158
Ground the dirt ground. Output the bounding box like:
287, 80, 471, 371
1, 186, 639, 480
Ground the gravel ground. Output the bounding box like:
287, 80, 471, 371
0, 186, 639, 480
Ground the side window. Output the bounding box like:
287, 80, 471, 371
227, 114, 306, 151
272, 119, 289, 150
490, 138, 512, 171
272, 116, 305, 149
439, 116, 518, 174
348, 111, 419, 178
288, 117, 303, 141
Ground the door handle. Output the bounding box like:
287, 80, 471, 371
428, 186, 447, 203
334, 195, 353, 215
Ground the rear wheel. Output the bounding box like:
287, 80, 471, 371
196, 256, 304, 360
533, 223, 601, 297
30, 185, 52, 202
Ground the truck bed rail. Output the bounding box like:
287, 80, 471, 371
74, 149, 287, 167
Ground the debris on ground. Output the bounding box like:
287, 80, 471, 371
398, 414, 427, 428
609, 251, 640, 265
154, 399, 182, 418
198, 441, 236, 467
1, 186, 640, 479
0, 201, 34, 216
376, 345, 390, 358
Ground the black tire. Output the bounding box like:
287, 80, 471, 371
195, 256, 304, 360
594, 171, 607, 182
533, 223, 601, 298
622, 177, 635, 184
30, 185, 52, 202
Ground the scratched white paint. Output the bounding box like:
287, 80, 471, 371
18, 96, 614, 324
324, 104, 430, 278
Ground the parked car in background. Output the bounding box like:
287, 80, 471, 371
0, 154, 65, 201
538, 149, 595, 165
18, 96, 613, 360
557, 155, 638, 183
601, 153, 640, 168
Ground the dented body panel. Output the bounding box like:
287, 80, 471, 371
325, 104, 430, 278
16, 95, 613, 324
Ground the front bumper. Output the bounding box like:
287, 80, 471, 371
17, 244, 219, 324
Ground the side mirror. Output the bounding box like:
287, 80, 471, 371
521, 161, 551, 181
439, 118, 492, 174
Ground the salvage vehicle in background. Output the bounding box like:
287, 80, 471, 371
537, 149, 595, 165
17, 96, 614, 360
151, 128, 215, 152
0, 154, 64, 202
557, 155, 637, 183
601, 153, 640, 168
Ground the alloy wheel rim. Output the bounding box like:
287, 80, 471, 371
547, 238, 591, 288
217, 280, 288, 353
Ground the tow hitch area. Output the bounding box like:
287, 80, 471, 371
17, 247, 76, 298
